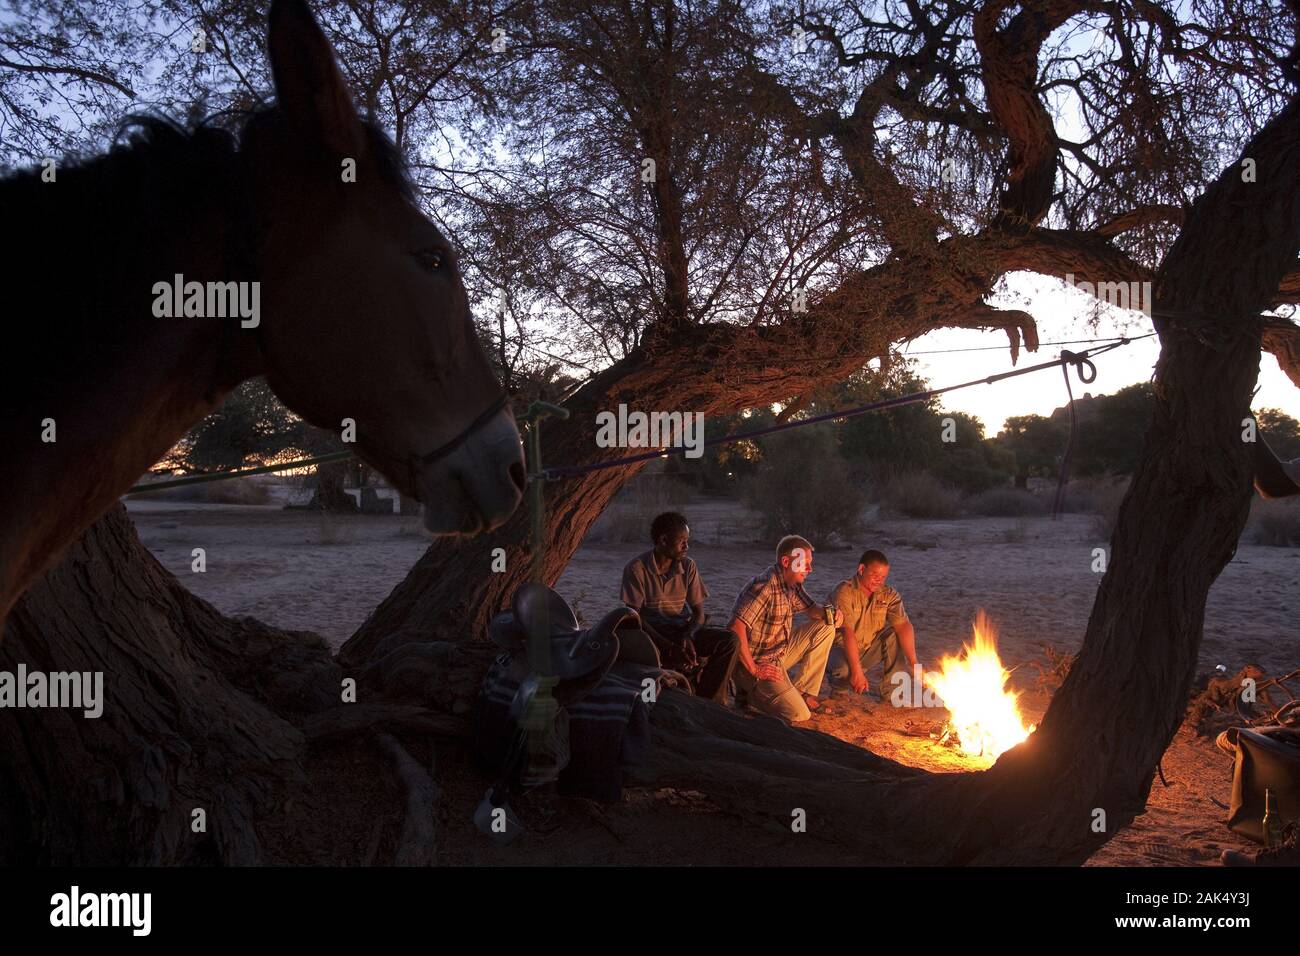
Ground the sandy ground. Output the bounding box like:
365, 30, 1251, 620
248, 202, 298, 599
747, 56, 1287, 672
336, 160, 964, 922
124, 494, 1300, 866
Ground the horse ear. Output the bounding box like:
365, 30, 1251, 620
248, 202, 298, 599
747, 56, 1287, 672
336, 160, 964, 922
267, 0, 365, 158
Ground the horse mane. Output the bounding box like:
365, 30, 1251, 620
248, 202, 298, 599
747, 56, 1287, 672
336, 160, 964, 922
0, 104, 415, 407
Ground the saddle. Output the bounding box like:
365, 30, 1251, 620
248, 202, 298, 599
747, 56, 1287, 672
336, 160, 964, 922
488, 582, 642, 704
475, 585, 656, 839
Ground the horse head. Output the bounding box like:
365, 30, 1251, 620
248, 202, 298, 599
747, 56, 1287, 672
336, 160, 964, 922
246, 0, 525, 534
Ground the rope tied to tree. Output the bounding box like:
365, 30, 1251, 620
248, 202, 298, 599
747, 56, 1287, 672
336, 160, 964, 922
127, 332, 1156, 497
1050, 347, 1101, 519
533, 333, 1152, 481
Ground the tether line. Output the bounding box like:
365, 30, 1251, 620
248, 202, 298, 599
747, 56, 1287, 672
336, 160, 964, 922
126, 451, 354, 494
123, 333, 1154, 494
537, 334, 1153, 480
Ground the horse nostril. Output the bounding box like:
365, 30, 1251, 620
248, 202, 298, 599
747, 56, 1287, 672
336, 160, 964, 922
509, 461, 527, 494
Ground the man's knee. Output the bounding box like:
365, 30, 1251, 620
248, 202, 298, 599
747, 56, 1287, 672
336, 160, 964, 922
779, 694, 812, 722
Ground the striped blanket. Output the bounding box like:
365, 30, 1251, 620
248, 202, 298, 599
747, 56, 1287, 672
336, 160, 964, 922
473, 652, 656, 802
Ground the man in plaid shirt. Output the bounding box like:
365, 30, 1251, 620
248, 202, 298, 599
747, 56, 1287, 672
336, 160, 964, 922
728, 534, 841, 722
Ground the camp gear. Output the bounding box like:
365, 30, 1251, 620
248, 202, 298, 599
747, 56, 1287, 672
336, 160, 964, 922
1264, 789, 1284, 847
475, 583, 650, 841
488, 581, 629, 703
1220, 725, 1300, 843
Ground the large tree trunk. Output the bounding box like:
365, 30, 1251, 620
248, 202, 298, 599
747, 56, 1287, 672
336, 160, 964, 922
0, 504, 342, 864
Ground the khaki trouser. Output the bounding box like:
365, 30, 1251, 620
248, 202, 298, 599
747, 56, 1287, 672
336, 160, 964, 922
827, 624, 908, 700
734, 619, 836, 722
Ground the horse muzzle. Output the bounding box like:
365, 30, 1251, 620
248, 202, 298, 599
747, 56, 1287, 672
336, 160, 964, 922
417, 407, 525, 535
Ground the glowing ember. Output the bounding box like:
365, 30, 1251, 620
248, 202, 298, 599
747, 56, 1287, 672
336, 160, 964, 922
924, 611, 1035, 759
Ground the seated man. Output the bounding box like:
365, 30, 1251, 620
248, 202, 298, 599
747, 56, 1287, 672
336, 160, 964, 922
728, 534, 841, 723
620, 511, 739, 703
825, 549, 920, 700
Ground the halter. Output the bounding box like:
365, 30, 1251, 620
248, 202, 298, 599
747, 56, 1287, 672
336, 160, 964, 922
414, 391, 512, 466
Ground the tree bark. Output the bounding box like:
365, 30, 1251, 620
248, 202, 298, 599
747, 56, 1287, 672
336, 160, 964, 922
0, 504, 339, 864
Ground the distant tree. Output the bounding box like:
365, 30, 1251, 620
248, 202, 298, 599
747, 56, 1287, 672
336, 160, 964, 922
931, 413, 1012, 493
739, 426, 868, 545
697, 408, 772, 493
164, 377, 310, 473
834, 365, 947, 480
997, 415, 1068, 488
163, 377, 355, 511
1256, 408, 1300, 459
1074, 383, 1157, 476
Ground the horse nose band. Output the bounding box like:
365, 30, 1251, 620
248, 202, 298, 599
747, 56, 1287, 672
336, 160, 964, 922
414, 391, 512, 469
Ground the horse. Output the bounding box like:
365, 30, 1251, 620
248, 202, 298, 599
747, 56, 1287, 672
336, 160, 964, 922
0, 0, 525, 624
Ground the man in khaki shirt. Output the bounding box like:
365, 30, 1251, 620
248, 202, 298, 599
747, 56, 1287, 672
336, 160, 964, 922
825, 549, 920, 698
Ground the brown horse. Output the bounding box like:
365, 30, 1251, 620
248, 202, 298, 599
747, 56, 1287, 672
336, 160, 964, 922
0, 0, 524, 624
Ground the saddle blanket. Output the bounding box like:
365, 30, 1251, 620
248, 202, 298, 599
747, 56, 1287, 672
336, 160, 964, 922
474, 653, 656, 802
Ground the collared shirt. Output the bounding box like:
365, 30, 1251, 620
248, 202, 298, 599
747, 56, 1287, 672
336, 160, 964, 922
730, 564, 816, 663
828, 578, 908, 647
620, 551, 708, 635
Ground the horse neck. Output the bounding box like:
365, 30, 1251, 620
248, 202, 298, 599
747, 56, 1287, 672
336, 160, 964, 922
0, 131, 263, 620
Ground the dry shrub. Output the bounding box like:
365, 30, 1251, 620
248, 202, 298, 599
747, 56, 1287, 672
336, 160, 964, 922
1030, 641, 1076, 690
128, 480, 208, 501
739, 431, 867, 544
1248, 496, 1300, 547
1054, 476, 1129, 516
964, 487, 1047, 517
875, 470, 961, 519
585, 478, 694, 544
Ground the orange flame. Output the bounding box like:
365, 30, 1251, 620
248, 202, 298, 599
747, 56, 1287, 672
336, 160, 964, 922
925, 611, 1035, 760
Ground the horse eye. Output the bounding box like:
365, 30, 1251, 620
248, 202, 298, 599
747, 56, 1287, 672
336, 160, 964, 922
414, 249, 444, 272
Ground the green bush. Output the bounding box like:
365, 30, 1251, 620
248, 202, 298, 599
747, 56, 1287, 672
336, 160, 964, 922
739, 428, 867, 544
875, 470, 962, 519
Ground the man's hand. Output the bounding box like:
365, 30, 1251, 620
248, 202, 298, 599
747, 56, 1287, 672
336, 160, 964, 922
832, 607, 844, 628
755, 661, 784, 682
680, 636, 699, 668
850, 670, 869, 694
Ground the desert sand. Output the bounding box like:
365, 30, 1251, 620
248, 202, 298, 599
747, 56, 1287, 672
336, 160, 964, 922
123, 492, 1299, 865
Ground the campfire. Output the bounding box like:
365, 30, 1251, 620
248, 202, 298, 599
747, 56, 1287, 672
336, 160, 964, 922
924, 611, 1036, 760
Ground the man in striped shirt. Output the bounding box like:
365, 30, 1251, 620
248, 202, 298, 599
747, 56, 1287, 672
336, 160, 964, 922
728, 534, 841, 722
